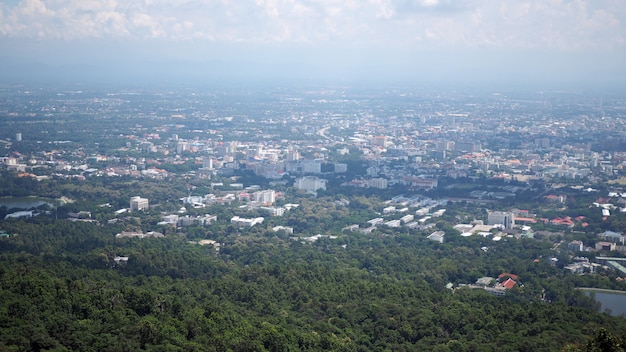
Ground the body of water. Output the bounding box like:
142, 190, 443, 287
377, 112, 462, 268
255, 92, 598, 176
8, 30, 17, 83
582, 288, 626, 317
0, 196, 59, 210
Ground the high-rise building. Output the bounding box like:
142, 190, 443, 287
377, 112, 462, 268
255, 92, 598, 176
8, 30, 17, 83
372, 136, 386, 147
286, 149, 301, 161
487, 211, 515, 229
254, 190, 276, 204
301, 159, 322, 174
294, 176, 327, 193
334, 163, 348, 173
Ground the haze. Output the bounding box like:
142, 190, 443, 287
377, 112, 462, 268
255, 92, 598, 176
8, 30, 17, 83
1, 0, 625, 88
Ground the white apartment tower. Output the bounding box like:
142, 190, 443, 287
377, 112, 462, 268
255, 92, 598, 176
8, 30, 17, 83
294, 176, 327, 192
254, 190, 276, 204
487, 211, 515, 229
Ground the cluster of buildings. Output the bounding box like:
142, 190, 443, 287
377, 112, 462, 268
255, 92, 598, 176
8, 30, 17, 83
3, 86, 626, 202
460, 273, 520, 297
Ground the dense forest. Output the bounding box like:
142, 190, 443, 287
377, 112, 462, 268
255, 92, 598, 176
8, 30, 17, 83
2, 170, 626, 351
1, 216, 626, 351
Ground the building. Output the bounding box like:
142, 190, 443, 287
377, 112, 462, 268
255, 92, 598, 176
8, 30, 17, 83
115, 231, 164, 239
230, 216, 264, 227
595, 241, 616, 252
301, 159, 322, 174
487, 211, 515, 229
428, 231, 445, 243
568, 240, 584, 252
334, 163, 348, 173
598, 231, 624, 244
178, 214, 217, 227
400, 214, 415, 224
372, 136, 386, 147
272, 226, 294, 234
254, 190, 276, 204
286, 149, 300, 161
366, 178, 388, 189
384, 219, 401, 227
130, 196, 149, 211
260, 206, 285, 216
367, 218, 384, 226
294, 176, 327, 193
405, 176, 438, 190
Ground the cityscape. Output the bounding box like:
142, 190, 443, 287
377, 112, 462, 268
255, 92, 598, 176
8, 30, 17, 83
2, 83, 626, 349
2, 0, 626, 350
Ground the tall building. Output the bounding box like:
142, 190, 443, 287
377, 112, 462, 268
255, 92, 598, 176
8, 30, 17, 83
254, 190, 276, 204
301, 159, 322, 174
286, 149, 300, 161
366, 178, 388, 189
372, 136, 386, 147
334, 163, 348, 173
567, 240, 584, 252
176, 141, 189, 154
130, 196, 149, 211
487, 211, 515, 229
294, 176, 327, 193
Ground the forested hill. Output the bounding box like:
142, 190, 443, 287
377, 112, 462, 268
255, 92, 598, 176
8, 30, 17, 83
1, 218, 625, 351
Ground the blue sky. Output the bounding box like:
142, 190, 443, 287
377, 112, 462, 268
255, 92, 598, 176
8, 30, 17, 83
1, 0, 625, 87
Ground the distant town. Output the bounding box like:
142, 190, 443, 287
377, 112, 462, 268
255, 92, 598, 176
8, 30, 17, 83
3, 84, 626, 289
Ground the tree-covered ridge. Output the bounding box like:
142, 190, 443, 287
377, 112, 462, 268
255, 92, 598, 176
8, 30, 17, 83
1, 215, 625, 352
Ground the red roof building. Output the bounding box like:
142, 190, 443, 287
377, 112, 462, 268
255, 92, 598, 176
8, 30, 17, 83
500, 278, 517, 290
498, 273, 519, 281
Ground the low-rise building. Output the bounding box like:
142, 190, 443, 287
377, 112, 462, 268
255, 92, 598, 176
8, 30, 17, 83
230, 216, 264, 227
428, 231, 445, 243
130, 196, 149, 211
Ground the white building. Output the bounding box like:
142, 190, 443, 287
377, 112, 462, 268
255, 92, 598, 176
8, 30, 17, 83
367, 218, 384, 226
260, 206, 285, 216
230, 216, 264, 227
428, 231, 445, 243
130, 196, 149, 211
366, 178, 388, 189
400, 214, 415, 224
272, 226, 294, 234
254, 190, 276, 204
385, 219, 401, 227
487, 211, 515, 229
294, 176, 327, 193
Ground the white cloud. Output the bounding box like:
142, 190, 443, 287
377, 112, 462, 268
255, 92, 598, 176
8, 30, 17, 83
0, 0, 623, 51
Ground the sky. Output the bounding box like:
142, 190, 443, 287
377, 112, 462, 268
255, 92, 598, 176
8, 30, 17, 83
0, 0, 625, 88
